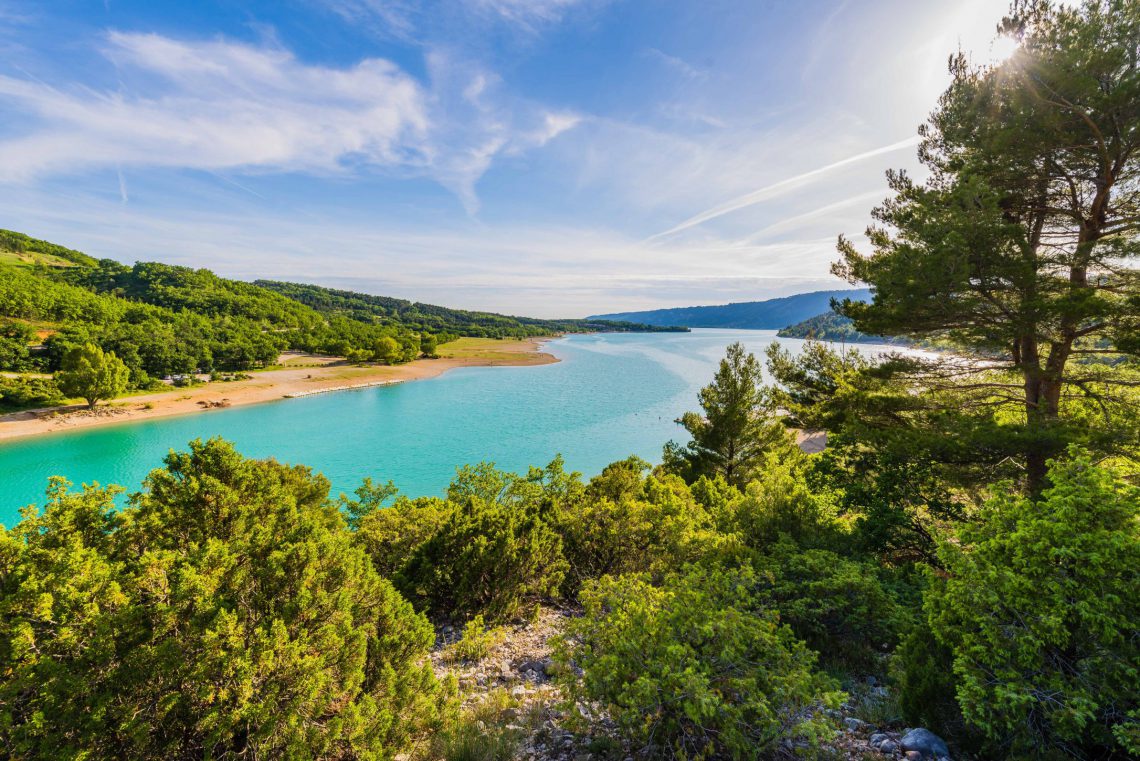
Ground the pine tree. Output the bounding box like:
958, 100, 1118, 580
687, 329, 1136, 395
666, 342, 788, 487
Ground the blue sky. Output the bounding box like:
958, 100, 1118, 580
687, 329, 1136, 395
0, 0, 1013, 316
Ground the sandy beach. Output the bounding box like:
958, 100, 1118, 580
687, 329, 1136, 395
0, 336, 558, 442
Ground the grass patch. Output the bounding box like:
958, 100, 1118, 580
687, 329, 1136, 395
0, 249, 78, 268
431, 688, 536, 761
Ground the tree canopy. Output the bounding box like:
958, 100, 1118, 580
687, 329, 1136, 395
834, 0, 1140, 490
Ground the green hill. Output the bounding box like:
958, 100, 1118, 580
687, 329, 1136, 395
776, 310, 903, 344
0, 229, 98, 268
256, 280, 686, 339
0, 229, 679, 391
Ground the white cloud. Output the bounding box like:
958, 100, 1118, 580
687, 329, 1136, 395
463, 0, 596, 31
0, 31, 580, 215
420, 49, 581, 214
0, 33, 430, 180
311, 0, 599, 40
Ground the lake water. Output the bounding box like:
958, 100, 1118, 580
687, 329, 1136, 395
0, 330, 896, 526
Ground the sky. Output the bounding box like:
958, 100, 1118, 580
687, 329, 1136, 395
0, 0, 1016, 317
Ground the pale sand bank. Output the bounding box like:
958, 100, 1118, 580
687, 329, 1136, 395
0, 337, 558, 443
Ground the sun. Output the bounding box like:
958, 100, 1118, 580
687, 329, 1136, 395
988, 35, 1021, 64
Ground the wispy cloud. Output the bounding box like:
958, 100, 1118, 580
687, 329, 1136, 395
421, 50, 581, 214
312, 0, 600, 40
643, 47, 705, 81
0, 32, 429, 180
644, 135, 921, 242
0, 183, 846, 316
0, 31, 580, 215
464, 0, 599, 32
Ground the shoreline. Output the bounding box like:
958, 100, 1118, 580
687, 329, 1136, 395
0, 336, 560, 443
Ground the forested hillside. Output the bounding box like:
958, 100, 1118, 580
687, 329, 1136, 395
0, 230, 676, 405
777, 310, 906, 344
257, 280, 685, 338
590, 288, 871, 328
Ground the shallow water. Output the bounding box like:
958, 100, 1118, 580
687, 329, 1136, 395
0, 330, 896, 525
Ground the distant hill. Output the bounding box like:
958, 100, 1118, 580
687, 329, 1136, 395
0, 227, 684, 392
590, 289, 871, 329
255, 280, 688, 339
776, 310, 908, 345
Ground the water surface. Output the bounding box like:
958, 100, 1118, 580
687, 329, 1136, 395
0, 330, 896, 525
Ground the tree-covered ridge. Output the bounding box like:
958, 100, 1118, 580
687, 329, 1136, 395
256, 280, 687, 338
0, 232, 679, 406
777, 310, 905, 344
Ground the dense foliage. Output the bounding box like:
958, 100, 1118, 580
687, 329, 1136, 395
833, 0, 1140, 492
556, 565, 844, 759
0, 232, 677, 400
927, 450, 1140, 756
0, 440, 449, 760
776, 310, 900, 344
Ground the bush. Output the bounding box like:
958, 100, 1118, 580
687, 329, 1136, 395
0, 375, 64, 410
398, 495, 567, 623
927, 450, 1140, 756
892, 626, 978, 748
0, 439, 448, 760
557, 565, 843, 759
753, 540, 907, 673
354, 494, 454, 577
730, 455, 844, 551
555, 470, 726, 595
444, 615, 505, 663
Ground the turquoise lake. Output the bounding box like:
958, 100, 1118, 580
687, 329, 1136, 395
0, 330, 895, 526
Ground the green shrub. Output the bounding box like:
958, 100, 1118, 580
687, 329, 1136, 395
927, 450, 1140, 756
0, 375, 64, 410
557, 565, 844, 759
444, 614, 505, 663
0, 439, 448, 760
731, 455, 844, 550
354, 494, 454, 577
583, 455, 652, 502
892, 626, 977, 746
398, 496, 567, 623
753, 540, 907, 673
555, 471, 726, 595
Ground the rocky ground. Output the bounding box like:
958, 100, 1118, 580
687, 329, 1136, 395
429, 607, 955, 761
430, 606, 623, 761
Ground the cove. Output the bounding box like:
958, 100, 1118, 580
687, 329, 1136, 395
0, 330, 894, 525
